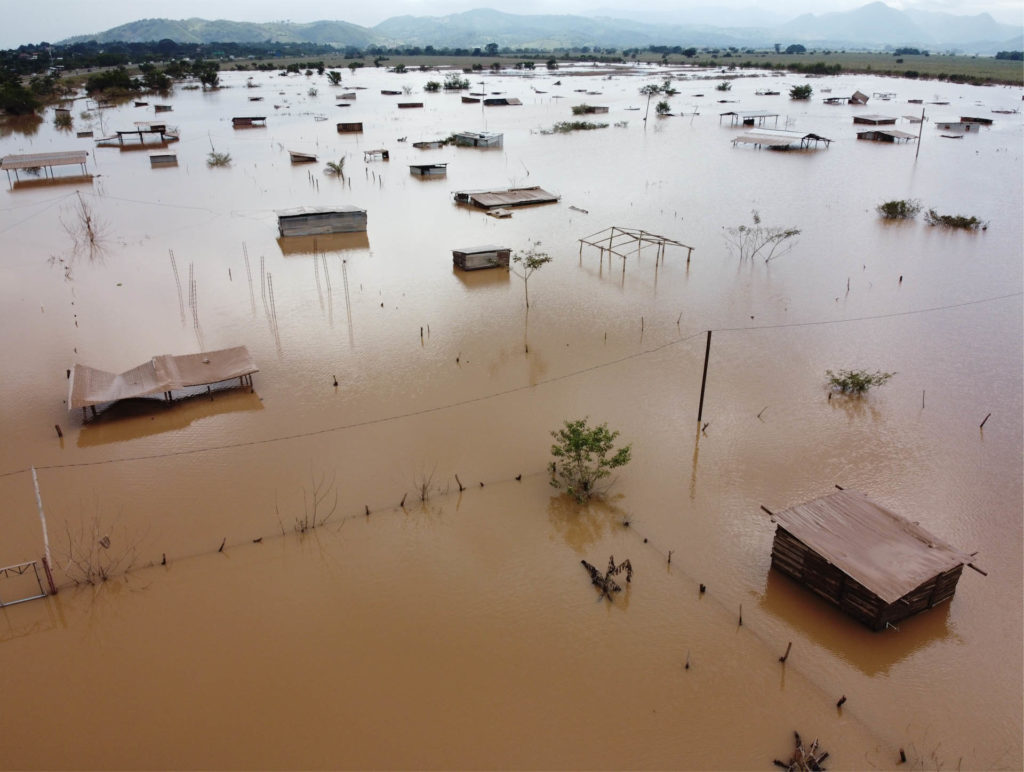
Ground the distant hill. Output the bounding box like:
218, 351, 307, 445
57, 5, 1022, 54
61, 17, 374, 47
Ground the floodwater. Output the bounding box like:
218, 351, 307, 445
0, 63, 1021, 769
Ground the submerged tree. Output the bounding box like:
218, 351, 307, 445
724, 210, 801, 263
510, 241, 552, 309
826, 369, 895, 395
789, 84, 813, 100
549, 418, 632, 503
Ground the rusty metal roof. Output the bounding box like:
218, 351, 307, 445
772, 489, 972, 604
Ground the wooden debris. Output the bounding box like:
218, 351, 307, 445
581, 555, 633, 601
775, 731, 829, 771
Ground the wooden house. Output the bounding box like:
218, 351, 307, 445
453, 131, 502, 147
769, 489, 975, 630
452, 245, 511, 271
232, 116, 266, 128
453, 186, 559, 209
853, 114, 897, 125
409, 163, 447, 176
849, 90, 870, 105
336, 122, 363, 133
277, 206, 367, 237
857, 129, 916, 143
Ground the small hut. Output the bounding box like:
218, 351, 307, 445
849, 91, 870, 105
453, 131, 503, 147
337, 122, 363, 133
769, 489, 976, 630
277, 206, 367, 237
149, 151, 178, 167
452, 245, 510, 271
409, 163, 447, 176
856, 129, 916, 143
853, 114, 897, 125
232, 116, 267, 128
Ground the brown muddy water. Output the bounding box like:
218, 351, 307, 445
0, 64, 1021, 769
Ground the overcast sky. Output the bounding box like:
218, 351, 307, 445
4, 0, 1021, 49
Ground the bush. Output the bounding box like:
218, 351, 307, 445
443, 73, 469, 90
715, 80, 732, 91
540, 121, 609, 134
789, 84, 813, 99
924, 209, 987, 230
423, 80, 441, 92
549, 419, 632, 503
826, 369, 895, 395
877, 199, 921, 220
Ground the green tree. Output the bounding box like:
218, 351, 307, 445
510, 242, 552, 308
789, 83, 813, 99
549, 419, 632, 503
655, 99, 671, 115
423, 80, 441, 92
326, 70, 342, 85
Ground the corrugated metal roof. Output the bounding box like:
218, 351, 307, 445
277, 205, 366, 218
772, 489, 971, 604
1, 151, 88, 170
453, 245, 508, 254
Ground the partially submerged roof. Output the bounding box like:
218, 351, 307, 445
277, 205, 366, 218
732, 130, 832, 148
452, 244, 508, 254
1, 151, 88, 170
772, 489, 972, 604
69, 346, 257, 410
454, 186, 558, 209
858, 129, 917, 140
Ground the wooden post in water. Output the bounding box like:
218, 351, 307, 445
31, 467, 57, 595
697, 330, 712, 423
915, 108, 925, 160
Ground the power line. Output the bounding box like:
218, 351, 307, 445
2, 291, 1017, 479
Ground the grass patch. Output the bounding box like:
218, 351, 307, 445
540, 120, 609, 134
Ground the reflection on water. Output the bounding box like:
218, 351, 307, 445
9, 174, 94, 191
76, 388, 263, 447
758, 568, 956, 676
276, 231, 370, 255
547, 493, 629, 553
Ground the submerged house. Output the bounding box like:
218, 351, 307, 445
731, 130, 832, 150
453, 131, 503, 147
849, 90, 870, 105
853, 114, 896, 125
857, 129, 916, 143
769, 489, 976, 630
232, 116, 266, 128
452, 244, 511, 271
277, 206, 367, 237
336, 122, 363, 133
409, 163, 447, 176
484, 97, 522, 106
936, 120, 981, 132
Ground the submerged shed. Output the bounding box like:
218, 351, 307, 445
2, 151, 90, 186
857, 129, 916, 143
719, 110, 780, 128
277, 206, 367, 237
769, 489, 976, 630
853, 114, 897, 125
849, 90, 870, 105
232, 116, 267, 128
731, 130, 832, 150
452, 244, 510, 271
484, 97, 522, 106
453, 131, 503, 147
409, 163, 447, 176
337, 122, 363, 133
453, 185, 558, 209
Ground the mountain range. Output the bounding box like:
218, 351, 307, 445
59, 4, 1023, 55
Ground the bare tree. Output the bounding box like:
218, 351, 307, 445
724, 210, 801, 263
